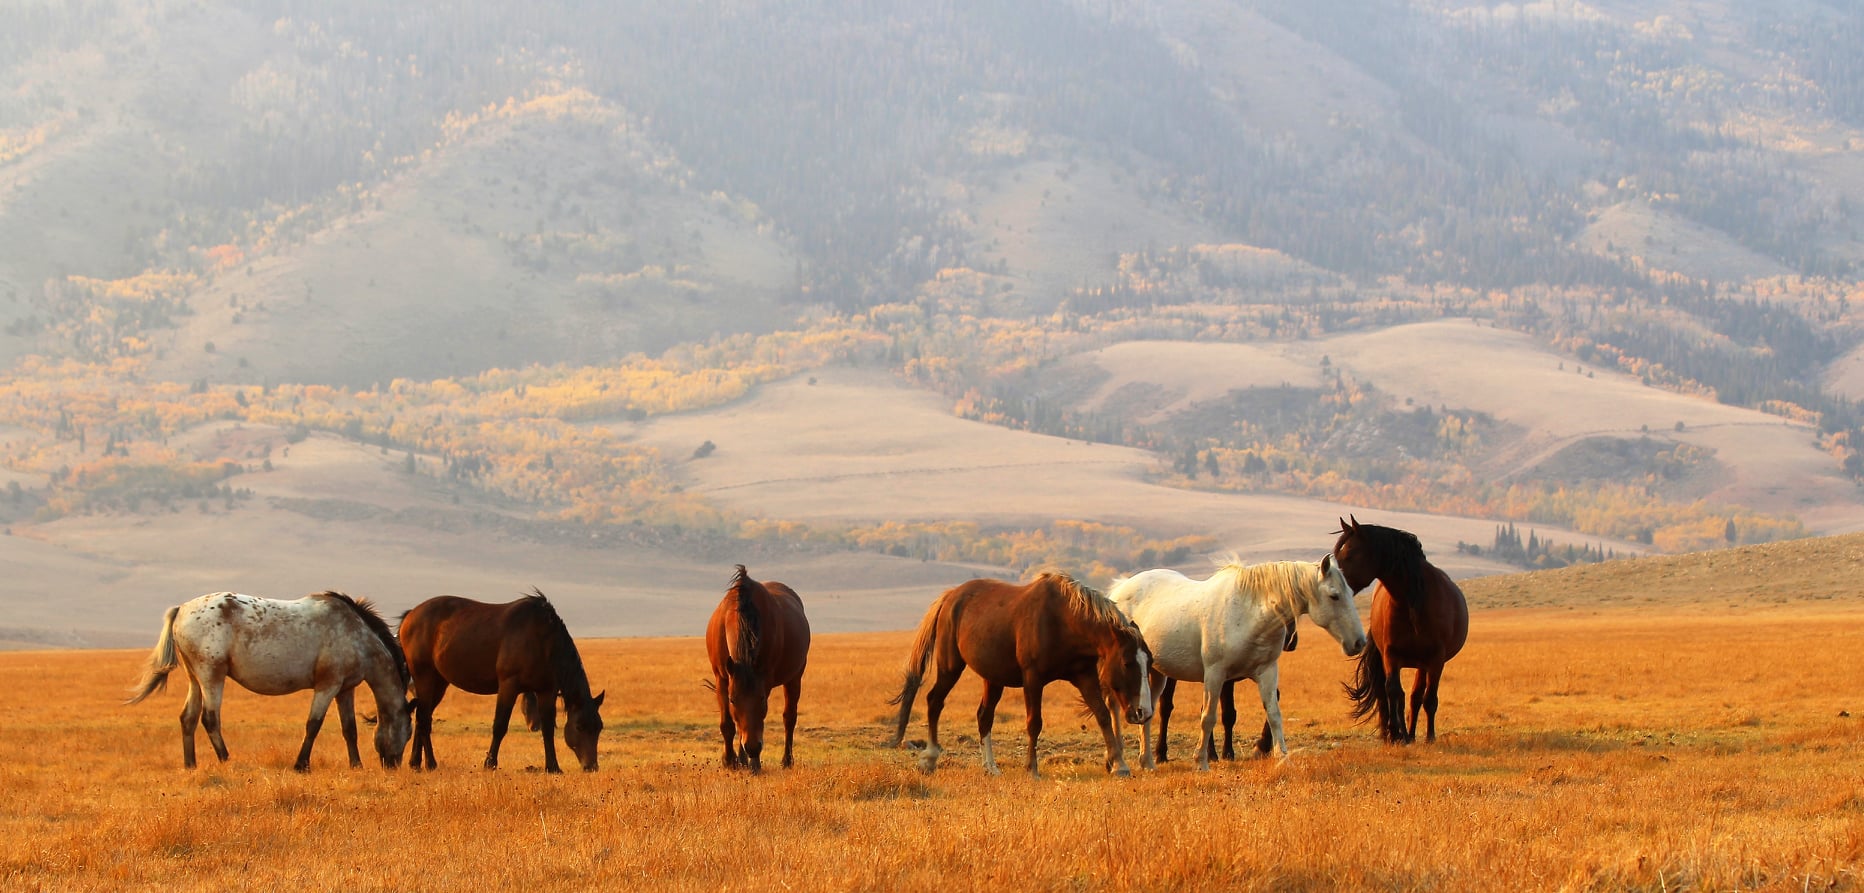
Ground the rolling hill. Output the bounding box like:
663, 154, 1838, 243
5, 0, 1864, 647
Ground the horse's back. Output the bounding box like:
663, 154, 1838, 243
172, 592, 351, 694
400, 595, 530, 694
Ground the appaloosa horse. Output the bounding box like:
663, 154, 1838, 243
706, 565, 811, 773
887, 572, 1153, 778
126, 591, 414, 771
1336, 516, 1469, 743
398, 589, 605, 772
1111, 556, 1365, 770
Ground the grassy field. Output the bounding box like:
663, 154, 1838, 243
3, 540, 1861, 891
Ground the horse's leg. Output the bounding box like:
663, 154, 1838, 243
1153, 676, 1176, 766
179, 668, 204, 770
1254, 664, 1287, 758
917, 665, 963, 774
336, 687, 362, 768
1415, 663, 1446, 743
1139, 669, 1165, 770
714, 672, 738, 769
293, 685, 340, 772
1074, 675, 1128, 777
485, 684, 521, 770
1219, 679, 1238, 761
1020, 677, 1046, 779
412, 681, 446, 771
1254, 689, 1278, 757
197, 668, 231, 763
1196, 668, 1224, 771
534, 691, 562, 774
976, 682, 1005, 776
780, 679, 801, 770
1382, 658, 1408, 745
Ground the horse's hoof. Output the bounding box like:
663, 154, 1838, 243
293, 763, 311, 773
1113, 766, 1131, 778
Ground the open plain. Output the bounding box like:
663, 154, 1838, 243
2, 536, 1860, 891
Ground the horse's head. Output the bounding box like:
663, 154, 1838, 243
1099, 621, 1155, 726
1313, 553, 1367, 657
375, 695, 416, 769
563, 691, 606, 772
1332, 514, 1381, 592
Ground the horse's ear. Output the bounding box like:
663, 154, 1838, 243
1349, 513, 1360, 529
1337, 515, 1349, 533
592, 690, 606, 709
1321, 553, 1333, 572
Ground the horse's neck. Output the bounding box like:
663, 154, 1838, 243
360, 655, 407, 710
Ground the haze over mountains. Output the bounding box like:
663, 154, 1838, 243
3, 0, 1863, 646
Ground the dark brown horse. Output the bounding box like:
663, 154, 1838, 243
705, 565, 811, 774
887, 572, 1154, 778
1336, 516, 1469, 743
398, 589, 606, 773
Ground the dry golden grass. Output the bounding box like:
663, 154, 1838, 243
4, 559, 1862, 891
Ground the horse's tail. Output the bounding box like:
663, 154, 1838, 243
125, 606, 182, 705
1343, 639, 1387, 728
884, 593, 946, 747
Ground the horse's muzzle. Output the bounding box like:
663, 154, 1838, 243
1126, 705, 1153, 725
1343, 636, 1367, 657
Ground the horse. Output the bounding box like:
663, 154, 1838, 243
886, 572, 1154, 778
125, 591, 414, 771
1110, 556, 1366, 770
397, 589, 606, 773
705, 565, 811, 773
1335, 515, 1469, 743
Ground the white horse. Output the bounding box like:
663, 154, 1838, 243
1109, 555, 1366, 770
127, 591, 415, 771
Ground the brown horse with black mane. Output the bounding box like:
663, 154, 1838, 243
705, 565, 811, 773
887, 572, 1154, 778
1336, 516, 1469, 743
398, 589, 605, 773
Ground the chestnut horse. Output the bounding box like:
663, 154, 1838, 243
126, 591, 414, 771
886, 572, 1154, 778
705, 565, 811, 773
1336, 516, 1469, 743
398, 590, 606, 773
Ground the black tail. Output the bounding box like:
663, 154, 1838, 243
1343, 640, 1388, 733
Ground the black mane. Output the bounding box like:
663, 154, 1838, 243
522, 588, 594, 707
318, 590, 411, 688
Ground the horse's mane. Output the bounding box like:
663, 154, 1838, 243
1210, 561, 1313, 626
724, 565, 762, 682
1339, 523, 1427, 607
1035, 572, 1136, 635
316, 591, 411, 689
521, 588, 595, 705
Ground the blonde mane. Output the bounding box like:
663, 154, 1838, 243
1209, 561, 1323, 625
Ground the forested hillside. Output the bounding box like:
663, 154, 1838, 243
3, 0, 1864, 613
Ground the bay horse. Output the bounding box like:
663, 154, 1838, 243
705, 565, 811, 773
886, 572, 1154, 778
397, 589, 606, 773
1110, 556, 1365, 770
1336, 516, 1469, 743
126, 591, 414, 771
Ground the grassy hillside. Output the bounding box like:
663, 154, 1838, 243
6, 0, 1864, 640
2, 535, 1860, 889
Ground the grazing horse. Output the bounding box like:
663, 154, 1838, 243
398, 590, 606, 773
705, 565, 811, 773
126, 591, 414, 771
1110, 556, 1366, 770
887, 572, 1154, 778
1336, 516, 1469, 743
